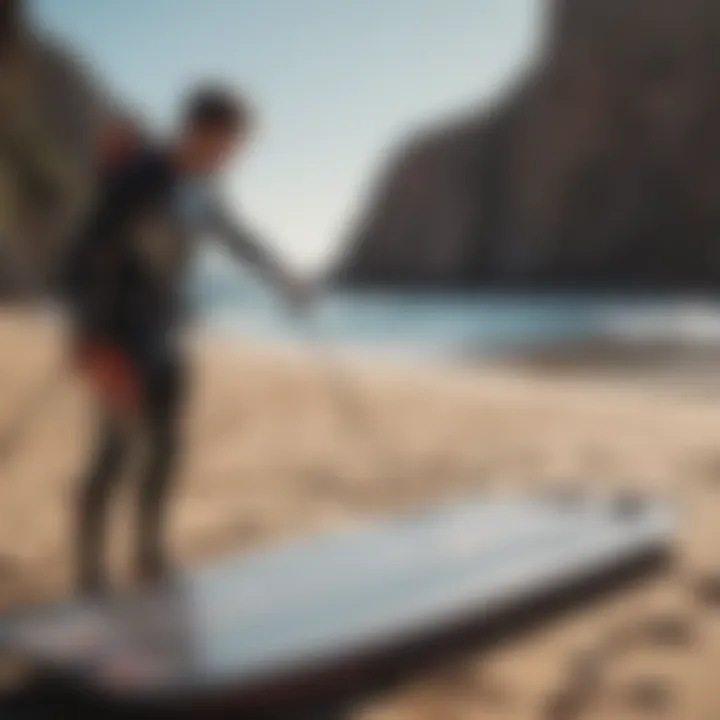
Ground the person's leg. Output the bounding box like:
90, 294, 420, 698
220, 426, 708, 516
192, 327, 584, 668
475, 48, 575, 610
135, 350, 186, 585
76, 410, 130, 595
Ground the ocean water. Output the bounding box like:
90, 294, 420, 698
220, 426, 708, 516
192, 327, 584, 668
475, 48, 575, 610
188, 260, 720, 360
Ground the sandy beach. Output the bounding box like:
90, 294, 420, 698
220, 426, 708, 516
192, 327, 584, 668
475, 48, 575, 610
0, 309, 719, 719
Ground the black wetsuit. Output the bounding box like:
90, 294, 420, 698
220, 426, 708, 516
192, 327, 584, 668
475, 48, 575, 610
67, 147, 283, 592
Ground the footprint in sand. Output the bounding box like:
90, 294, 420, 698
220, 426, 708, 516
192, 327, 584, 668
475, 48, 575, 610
620, 676, 674, 715
693, 573, 720, 608
638, 614, 695, 649
545, 610, 692, 720
544, 686, 590, 720
544, 648, 607, 720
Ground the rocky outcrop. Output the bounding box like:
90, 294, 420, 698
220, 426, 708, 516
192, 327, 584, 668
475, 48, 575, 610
334, 0, 720, 292
0, 32, 107, 299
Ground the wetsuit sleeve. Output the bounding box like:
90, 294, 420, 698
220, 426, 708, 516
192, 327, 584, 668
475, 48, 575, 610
206, 202, 289, 287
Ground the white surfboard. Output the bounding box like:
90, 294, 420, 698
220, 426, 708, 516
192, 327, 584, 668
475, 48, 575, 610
0, 493, 674, 710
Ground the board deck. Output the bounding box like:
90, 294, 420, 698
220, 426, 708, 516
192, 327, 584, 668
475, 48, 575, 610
0, 494, 674, 714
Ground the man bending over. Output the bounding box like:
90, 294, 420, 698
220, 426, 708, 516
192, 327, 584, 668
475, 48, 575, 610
66, 85, 306, 595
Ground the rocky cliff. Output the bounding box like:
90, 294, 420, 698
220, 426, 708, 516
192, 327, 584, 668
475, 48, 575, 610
334, 0, 720, 292
0, 30, 106, 300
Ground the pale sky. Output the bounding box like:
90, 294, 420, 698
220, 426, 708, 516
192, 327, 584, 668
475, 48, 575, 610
33, 0, 540, 270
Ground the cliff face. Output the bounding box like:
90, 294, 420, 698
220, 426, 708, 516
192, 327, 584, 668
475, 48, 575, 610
0, 35, 104, 299
335, 0, 720, 291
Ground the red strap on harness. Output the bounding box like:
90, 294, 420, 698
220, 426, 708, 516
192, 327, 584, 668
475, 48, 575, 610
75, 341, 143, 417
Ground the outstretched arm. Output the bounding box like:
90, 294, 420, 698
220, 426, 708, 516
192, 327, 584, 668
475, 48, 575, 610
206, 202, 311, 310
208, 203, 286, 284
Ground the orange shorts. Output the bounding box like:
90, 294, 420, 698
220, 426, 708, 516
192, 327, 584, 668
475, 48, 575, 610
75, 341, 143, 417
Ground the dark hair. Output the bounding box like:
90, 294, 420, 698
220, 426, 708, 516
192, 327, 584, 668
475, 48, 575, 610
183, 84, 252, 134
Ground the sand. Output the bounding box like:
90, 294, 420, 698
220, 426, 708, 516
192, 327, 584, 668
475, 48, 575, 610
0, 309, 719, 719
